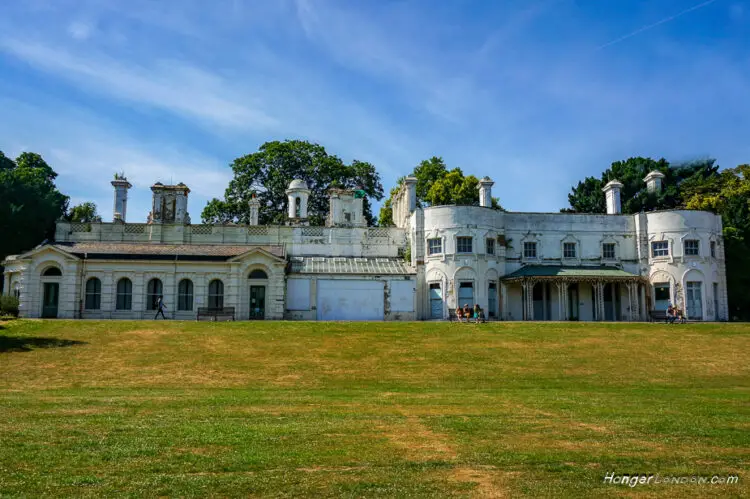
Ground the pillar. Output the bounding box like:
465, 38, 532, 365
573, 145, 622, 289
500, 282, 508, 320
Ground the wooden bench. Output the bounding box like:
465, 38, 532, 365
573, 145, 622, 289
649, 310, 667, 322
197, 307, 235, 321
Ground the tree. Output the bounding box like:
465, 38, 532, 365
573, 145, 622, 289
564, 157, 718, 214
201, 140, 384, 226
378, 158, 502, 226
66, 202, 102, 223
0, 151, 68, 291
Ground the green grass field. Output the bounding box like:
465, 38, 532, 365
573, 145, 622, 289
0, 320, 747, 498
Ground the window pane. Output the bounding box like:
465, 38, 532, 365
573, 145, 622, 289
684, 240, 699, 256
208, 280, 224, 309
524, 242, 537, 259
486, 238, 495, 255
146, 279, 163, 310
85, 278, 101, 310
710, 241, 716, 258
116, 278, 132, 310
178, 279, 193, 311
427, 238, 442, 255
603, 243, 615, 259
564, 242, 576, 258
457, 237, 472, 253
651, 241, 669, 257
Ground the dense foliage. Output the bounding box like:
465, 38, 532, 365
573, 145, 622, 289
378, 157, 502, 226
564, 157, 750, 320
65, 202, 102, 223
0, 151, 68, 276
202, 140, 384, 226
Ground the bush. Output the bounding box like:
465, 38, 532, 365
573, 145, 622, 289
0, 295, 20, 317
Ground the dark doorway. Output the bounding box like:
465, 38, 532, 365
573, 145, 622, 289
250, 286, 265, 319
42, 283, 59, 318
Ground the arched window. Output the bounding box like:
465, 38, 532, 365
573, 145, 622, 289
249, 269, 268, 279
116, 278, 132, 310
146, 278, 163, 310
178, 279, 194, 311
12, 283, 20, 300
43, 267, 62, 276
295, 197, 301, 218
208, 279, 224, 309
85, 277, 101, 310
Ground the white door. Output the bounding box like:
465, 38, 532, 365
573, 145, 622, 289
429, 283, 443, 319
686, 281, 703, 320
317, 280, 384, 321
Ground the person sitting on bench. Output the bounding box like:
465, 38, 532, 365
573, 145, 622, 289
456, 307, 464, 322
463, 304, 472, 322
474, 304, 485, 324
666, 304, 677, 324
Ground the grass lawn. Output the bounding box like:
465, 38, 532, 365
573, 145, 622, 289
0, 320, 748, 498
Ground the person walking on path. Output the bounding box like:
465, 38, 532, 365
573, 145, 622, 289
155, 295, 167, 320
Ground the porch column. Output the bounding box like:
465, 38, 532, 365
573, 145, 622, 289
595, 281, 605, 321
556, 281, 569, 321
626, 282, 633, 321
523, 279, 535, 321
500, 281, 508, 320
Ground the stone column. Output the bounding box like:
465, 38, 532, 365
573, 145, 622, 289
500, 282, 508, 321
557, 281, 569, 321
595, 281, 605, 321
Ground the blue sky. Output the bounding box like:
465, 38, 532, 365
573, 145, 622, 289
1, 0, 748, 222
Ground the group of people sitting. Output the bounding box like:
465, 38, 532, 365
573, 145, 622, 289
666, 304, 687, 324
455, 303, 486, 323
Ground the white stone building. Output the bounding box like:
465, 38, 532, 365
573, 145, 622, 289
3, 174, 729, 321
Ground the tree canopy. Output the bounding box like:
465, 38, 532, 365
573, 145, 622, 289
0, 151, 68, 284
65, 202, 102, 223
378, 157, 502, 226
563, 157, 719, 214
201, 140, 384, 226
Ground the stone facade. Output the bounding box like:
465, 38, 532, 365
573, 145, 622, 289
2, 175, 729, 321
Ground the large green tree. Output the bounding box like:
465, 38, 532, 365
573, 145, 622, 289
202, 141, 384, 226
378, 158, 502, 226
0, 151, 69, 290
65, 202, 102, 223
563, 157, 718, 214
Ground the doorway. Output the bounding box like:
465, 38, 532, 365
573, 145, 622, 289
686, 281, 702, 320
568, 283, 579, 320
42, 283, 59, 318
249, 286, 265, 319
429, 283, 443, 319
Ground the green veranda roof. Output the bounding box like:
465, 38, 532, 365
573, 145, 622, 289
503, 265, 641, 280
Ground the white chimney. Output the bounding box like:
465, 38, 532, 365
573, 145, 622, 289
643, 171, 665, 193
111, 176, 132, 223
404, 176, 417, 212
602, 180, 624, 215
478, 176, 494, 207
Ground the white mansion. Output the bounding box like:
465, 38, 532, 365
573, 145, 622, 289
3, 172, 728, 321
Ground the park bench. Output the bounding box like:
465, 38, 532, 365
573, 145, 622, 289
197, 307, 235, 322
649, 310, 667, 322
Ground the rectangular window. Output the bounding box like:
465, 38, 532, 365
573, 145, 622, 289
651, 241, 669, 257
602, 243, 616, 260
427, 238, 442, 255
523, 241, 537, 259
563, 242, 577, 259
684, 239, 699, 256
486, 238, 495, 255
457, 237, 472, 254
710, 241, 716, 258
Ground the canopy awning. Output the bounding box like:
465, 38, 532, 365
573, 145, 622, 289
502, 265, 643, 282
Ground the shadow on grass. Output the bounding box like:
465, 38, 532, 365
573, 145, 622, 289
0, 335, 87, 353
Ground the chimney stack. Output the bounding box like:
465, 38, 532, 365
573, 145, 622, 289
643, 171, 665, 193
111, 174, 132, 223
602, 180, 624, 215
404, 176, 418, 212
478, 176, 494, 207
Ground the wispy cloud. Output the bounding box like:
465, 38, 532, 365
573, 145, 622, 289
596, 0, 720, 50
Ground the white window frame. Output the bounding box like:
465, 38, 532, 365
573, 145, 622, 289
651, 241, 669, 258
563, 242, 577, 259
486, 238, 495, 256
427, 238, 442, 255
684, 239, 699, 257
456, 236, 473, 254
602, 243, 616, 260
523, 241, 537, 259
